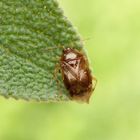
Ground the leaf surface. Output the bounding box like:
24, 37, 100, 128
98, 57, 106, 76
0, 0, 83, 102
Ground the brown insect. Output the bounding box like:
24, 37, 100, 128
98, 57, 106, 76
60, 48, 97, 103
43, 46, 97, 103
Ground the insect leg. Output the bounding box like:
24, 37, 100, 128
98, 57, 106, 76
92, 76, 97, 91
52, 63, 63, 95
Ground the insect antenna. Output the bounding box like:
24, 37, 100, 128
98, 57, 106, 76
41, 45, 65, 52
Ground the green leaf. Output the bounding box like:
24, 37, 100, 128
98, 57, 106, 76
0, 0, 84, 102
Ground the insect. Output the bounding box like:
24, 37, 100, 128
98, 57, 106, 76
60, 47, 97, 103
43, 46, 97, 103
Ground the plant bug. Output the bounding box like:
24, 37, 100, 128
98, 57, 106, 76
60, 47, 97, 103
43, 46, 97, 103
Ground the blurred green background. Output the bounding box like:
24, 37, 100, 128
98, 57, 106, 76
0, 0, 140, 140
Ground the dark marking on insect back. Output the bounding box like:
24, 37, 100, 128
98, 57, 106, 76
60, 48, 97, 103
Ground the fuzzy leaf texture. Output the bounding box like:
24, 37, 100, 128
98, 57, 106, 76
0, 0, 85, 102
